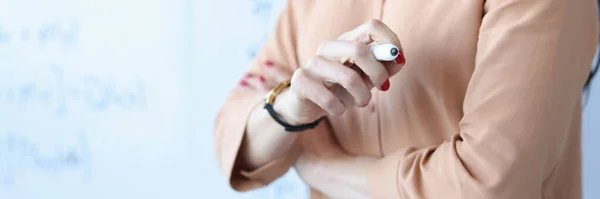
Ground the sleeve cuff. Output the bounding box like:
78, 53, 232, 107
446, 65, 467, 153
214, 92, 264, 191
239, 141, 300, 184
214, 92, 300, 192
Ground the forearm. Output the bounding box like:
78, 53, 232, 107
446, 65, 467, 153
238, 91, 320, 170
296, 153, 376, 199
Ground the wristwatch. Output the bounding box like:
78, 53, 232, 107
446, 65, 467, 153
263, 80, 323, 132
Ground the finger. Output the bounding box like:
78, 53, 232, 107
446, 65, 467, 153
316, 40, 389, 91
304, 56, 372, 107
338, 19, 401, 48
338, 19, 405, 76
292, 69, 346, 116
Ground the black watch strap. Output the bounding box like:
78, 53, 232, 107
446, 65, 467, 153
263, 103, 323, 132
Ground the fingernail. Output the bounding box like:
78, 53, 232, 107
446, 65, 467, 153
265, 60, 274, 67
380, 79, 390, 91
259, 76, 266, 82
395, 51, 405, 64
245, 74, 254, 78
240, 80, 248, 86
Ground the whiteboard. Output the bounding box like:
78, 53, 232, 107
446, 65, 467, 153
1, 0, 598, 199
0, 0, 307, 198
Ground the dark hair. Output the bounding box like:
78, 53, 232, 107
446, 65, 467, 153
584, 51, 598, 93
584, 1, 600, 99
583, 47, 598, 106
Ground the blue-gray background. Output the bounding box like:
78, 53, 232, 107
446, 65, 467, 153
0, 0, 597, 198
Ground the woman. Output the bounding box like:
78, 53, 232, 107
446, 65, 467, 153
214, 0, 599, 198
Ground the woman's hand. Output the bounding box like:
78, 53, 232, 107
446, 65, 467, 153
274, 19, 406, 125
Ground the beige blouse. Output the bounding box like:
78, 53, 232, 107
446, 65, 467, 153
214, 0, 599, 198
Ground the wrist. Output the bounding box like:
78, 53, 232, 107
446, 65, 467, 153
265, 80, 324, 132
272, 90, 306, 126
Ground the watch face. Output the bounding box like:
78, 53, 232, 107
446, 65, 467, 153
265, 90, 275, 104
265, 80, 291, 104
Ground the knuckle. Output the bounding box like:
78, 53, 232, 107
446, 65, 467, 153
305, 56, 319, 68
337, 32, 350, 40
289, 71, 307, 97
358, 93, 372, 107
366, 19, 383, 29
322, 96, 340, 112
331, 106, 346, 116
316, 41, 330, 55
340, 70, 361, 87
291, 69, 305, 84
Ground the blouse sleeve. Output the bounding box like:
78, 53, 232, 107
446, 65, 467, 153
213, 0, 303, 192
366, 0, 598, 198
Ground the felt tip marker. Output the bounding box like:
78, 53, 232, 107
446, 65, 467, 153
370, 44, 399, 61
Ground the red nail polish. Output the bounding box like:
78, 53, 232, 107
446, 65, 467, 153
245, 74, 254, 78
395, 52, 405, 64
240, 80, 248, 86
259, 76, 266, 82
380, 79, 390, 91
265, 60, 274, 67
